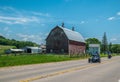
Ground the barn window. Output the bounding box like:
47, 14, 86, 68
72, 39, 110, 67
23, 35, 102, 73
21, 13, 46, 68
61, 31, 64, 34
50, 49, 53, 53
61, 49, 64, 53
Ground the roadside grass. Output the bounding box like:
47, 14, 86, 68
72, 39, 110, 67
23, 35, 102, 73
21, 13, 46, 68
0, 54, 89, 67
100, 53, 120, 57
0, 53, 119, 67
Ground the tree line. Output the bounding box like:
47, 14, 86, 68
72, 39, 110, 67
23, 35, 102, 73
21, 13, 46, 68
86, 32, 120, 54
0, 35, 38, 48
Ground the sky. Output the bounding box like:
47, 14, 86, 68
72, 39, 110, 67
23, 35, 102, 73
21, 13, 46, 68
0, 0, 120, 44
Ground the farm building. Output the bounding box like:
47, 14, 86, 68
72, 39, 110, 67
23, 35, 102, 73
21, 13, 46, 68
46, 25, 86, 55
5, 49, 24, 54
89, 44, 100, 55
24, 47, 42, 54
40, 45, 46, 53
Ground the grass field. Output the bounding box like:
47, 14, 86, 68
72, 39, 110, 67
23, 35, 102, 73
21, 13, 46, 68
0, 54, 89, 67
0, 53, 119, 67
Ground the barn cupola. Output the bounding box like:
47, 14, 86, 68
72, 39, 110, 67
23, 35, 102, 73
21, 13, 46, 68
72, 26, 75, 31
61, 22, 65, 28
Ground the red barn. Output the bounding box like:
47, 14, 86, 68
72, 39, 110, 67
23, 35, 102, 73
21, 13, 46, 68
46, 26, 86, 55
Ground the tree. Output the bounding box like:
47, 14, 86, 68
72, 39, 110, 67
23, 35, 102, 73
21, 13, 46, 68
111, 44, 120, 54
0, 35, 38, 48
0, 35, 6, 39
101, 32, 108, 53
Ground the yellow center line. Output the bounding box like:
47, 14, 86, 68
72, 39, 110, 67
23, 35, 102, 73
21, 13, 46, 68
19, 59, 115, 82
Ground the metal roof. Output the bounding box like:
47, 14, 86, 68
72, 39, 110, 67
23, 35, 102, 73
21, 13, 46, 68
10, 49, 24, 52
25, 47, 41, 49
58, 26, 85, 43
89, 44, 100, 47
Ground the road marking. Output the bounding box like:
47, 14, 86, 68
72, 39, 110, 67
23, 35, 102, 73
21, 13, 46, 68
19, 59, 116, 82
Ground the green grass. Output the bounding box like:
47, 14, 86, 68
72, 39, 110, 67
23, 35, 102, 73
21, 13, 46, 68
0, 54, 89, 67
0, 53, 119, 67
100, 53, 120, 57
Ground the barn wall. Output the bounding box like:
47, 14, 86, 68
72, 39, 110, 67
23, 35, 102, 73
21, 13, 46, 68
69, 40, 86, 55
46, 27, 68, 54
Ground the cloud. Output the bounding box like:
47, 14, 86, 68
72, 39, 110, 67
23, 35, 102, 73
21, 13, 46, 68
0, 19, 12, 24
17, 33, 35, 40
0, 15, 40, 24
0, 6, 55, 43
107, 17, 115, 21
32, 12, 50, 17
2, 27, 12, 33
0, 6, 14, 11
0, 6, 52, 25
110, 38, 117, 41
109, 35, 120, 44
107, 11, 120, 21
110, 38, 120, 44
6, 33, 10, 37
80, 21, 85, 24
17, 33, 35, 42
0, 33, 3, 36
16, 33, 46, 44
3, 27, 9, 31
0, 6, 22, 17
117, 12, 120, 16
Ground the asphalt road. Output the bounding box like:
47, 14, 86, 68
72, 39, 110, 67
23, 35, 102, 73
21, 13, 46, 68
0, 56, 120, 82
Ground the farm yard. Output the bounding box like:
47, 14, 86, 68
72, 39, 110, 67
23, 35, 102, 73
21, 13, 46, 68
0, 27, 120, 68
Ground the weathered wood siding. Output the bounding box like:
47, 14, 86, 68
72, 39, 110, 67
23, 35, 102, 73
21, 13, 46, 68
69, 40, 86, 55
46, 27, 68, 54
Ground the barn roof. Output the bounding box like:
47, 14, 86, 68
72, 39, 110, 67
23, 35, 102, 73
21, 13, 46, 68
58, 26, 85, 43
